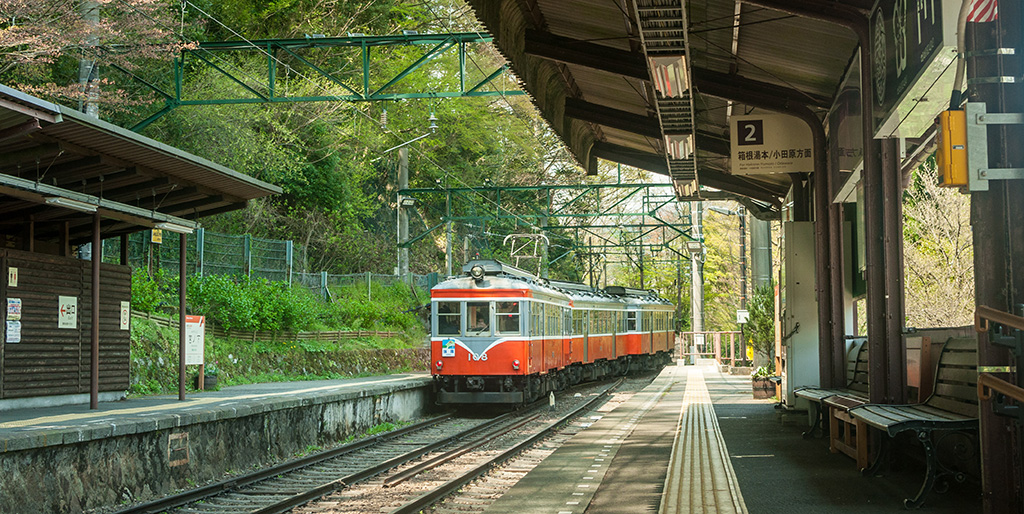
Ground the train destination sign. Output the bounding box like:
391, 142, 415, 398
730, 113, 813, 175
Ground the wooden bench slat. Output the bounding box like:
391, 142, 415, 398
932, 382, 979, 402
794, 387, 848, 402
939, 352, 978, 367
926, 395, 978, 418
943, 337, 977, 350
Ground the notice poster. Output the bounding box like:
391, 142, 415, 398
7, 298, 21, 321
184, 315, 205, 366
6, 320, 20, 343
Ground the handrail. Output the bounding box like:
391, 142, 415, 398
978, 373, 1024, 404
975, 304, 1024, 333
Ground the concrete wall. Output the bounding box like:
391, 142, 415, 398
0, 381, 433, 513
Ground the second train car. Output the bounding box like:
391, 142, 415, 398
430, 260, 675, 404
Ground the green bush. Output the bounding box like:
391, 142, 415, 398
131, 268, 173, 312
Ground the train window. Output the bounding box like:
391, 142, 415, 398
496, 301, 521, 335
467, 302, 491, 336
627, 312, 637, 332
437, 302, 461, 336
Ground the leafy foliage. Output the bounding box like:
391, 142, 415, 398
745, 283, 775, 359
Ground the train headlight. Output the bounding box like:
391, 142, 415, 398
435, 360, 443, 371
512, 359, 520, 370
470, 264, 485, 282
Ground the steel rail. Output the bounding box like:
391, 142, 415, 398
388, 378, 624, 514
115, 413, 455, 514
383, 413, 542, 487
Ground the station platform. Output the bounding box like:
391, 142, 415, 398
488, 361, 982, 514
0, 374, 434, 513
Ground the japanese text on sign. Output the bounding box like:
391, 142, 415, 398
184, 315, 205, 366
58, 296, 77, 329
730, 113, 814, 175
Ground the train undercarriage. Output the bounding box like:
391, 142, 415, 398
435, 351, 674, 404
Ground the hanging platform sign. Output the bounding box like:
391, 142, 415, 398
870, 0, 958, 138
730, 113, 813, 175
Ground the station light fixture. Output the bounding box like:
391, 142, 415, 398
399, 196, 417, 207
155, 221, 195, 234
685, 240, 703, 254
665, 133, 693, 160
44, 196, 97, 213
648, 55, 688, 98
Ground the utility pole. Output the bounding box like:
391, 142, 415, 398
738, 206, 747, 309
445, 181, 452, 277
78, 1, 100, 118
397, 147, 410, 283
750, 215, 772, 290
690, 201, 704, 333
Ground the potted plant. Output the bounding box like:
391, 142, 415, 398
193, 363, 219, 390
751, 364, 776, 399
746, 283, 777, 398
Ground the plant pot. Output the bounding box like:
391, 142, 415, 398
193, 374, 218, 390
751, 377, 774, 399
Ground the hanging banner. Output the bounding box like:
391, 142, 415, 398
184, 315, 205, 366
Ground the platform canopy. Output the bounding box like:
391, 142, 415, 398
467, 0, 866, 211
0, 84, 281, 246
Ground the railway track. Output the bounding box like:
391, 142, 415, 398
115, 379, 623, 514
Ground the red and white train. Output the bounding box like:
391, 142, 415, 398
431, 260, 676, 404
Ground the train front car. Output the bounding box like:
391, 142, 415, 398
431, 260, 569, 404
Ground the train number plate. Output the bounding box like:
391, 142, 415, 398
441, 339, 456, 357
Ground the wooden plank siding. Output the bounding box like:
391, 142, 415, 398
1, 249, 130, 399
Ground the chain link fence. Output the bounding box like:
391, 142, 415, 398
103, 229, 440, 297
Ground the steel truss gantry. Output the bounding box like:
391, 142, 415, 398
399, 181, 700, 273
124, 32, 524, 131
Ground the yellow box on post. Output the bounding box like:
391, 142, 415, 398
936, 110, 967, 187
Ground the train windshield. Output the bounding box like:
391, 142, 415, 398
437, 302, 461, 335
467, 302, 491, 336
496, 301, 521, 335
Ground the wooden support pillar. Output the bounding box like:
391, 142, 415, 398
863, 120, 888, 405
968, 6, 1024, 511
829, 198, 846, 388
120, 234, 128, 266
813, 154, 835, 388
882, 138, 905, 404
90, 212, 100, 409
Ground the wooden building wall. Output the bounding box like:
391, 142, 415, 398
1, 249, 131, 399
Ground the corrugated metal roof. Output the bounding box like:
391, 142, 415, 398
468, 0, 860, 210
0, 84, 281, 245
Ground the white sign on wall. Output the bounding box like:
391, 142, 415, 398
120, 301, 131, 331
8, 267, 17, 287
58, 295, 77, 329
184, 315, 205, 366
730, 113, 814, 175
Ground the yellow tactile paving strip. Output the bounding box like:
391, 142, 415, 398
660, 366, 748, 514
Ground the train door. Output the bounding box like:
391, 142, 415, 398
583, 309, 589, 362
